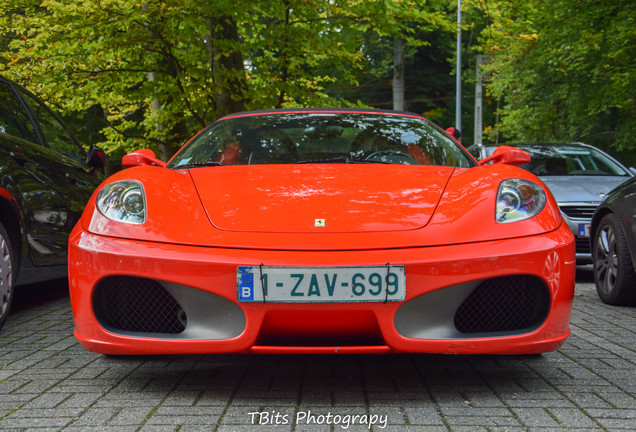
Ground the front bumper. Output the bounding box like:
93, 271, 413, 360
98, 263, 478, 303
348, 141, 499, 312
69, 221, 575, 355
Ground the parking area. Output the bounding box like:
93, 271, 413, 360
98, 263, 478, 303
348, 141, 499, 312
0, 267, 634, 431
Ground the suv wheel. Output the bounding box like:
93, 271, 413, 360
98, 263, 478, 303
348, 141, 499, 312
0, 222, 15, 329
593, 213, 636, 305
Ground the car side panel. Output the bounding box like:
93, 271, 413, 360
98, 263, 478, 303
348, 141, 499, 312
593, 178, 636, 269
0, 76, 101, 279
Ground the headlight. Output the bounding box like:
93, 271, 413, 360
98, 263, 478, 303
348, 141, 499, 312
96, 180, 146, 224
496, 179, 546, 223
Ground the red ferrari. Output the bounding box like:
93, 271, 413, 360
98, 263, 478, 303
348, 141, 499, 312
69, 109, 575, 355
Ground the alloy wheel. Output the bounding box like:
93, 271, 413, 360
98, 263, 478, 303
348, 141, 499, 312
0, 232, 12, 318
594, 223, 618, 298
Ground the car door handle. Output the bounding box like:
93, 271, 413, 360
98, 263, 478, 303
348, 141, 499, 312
10, 151, 27, 166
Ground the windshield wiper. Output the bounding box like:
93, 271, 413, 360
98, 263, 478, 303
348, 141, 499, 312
296, 157, 391, 164
171, 161, 227, 169
297, 157, 350, 164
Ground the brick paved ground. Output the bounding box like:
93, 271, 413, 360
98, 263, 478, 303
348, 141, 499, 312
0, 268, 634, 431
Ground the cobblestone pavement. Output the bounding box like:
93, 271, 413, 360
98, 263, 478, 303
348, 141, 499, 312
1, 267, 634, 431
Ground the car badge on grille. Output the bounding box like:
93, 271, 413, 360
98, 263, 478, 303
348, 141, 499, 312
314, 218, 326, 227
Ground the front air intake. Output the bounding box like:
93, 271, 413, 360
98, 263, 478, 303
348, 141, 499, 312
93, 276, 187, 334
454, 275, 550, 334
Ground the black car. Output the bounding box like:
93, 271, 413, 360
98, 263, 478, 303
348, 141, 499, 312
590, 176, 636, 305
1, 76, 105, 329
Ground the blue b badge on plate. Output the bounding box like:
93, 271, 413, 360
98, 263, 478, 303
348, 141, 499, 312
578, 224, 590, 238
238, 267, 254, 301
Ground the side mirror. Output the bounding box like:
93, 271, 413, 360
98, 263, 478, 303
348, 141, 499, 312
86, 145, 106, 169
122, 149, 166, 168
478, 146, 530, 166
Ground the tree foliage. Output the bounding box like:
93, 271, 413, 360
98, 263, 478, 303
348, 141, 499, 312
3, 0, 631, 158
472, 0, 635, 150
1, 0, 452, 158
2, 0, 252, 157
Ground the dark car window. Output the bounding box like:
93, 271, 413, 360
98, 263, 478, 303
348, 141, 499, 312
0, 80, 38, 142
520, 145, 630, 176
170, 111, 476, 169
18, 89, 84, 163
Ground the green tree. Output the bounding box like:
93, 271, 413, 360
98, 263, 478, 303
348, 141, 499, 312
322, 1, 465, 136
240, 1, 364, 109
1, 0, 252, 158
1, 0, 456, 159
472, 0, 635, 151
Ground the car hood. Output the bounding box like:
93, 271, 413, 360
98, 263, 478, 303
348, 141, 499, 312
188, 164, 454, 233
84, 164, 563, 250
539, 176, 631, 204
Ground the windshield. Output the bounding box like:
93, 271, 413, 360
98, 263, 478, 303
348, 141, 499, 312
168, 111, 475, 169
519, 145, 630, 177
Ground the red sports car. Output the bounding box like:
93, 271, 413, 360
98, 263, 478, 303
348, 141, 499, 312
69, 109, 575, 355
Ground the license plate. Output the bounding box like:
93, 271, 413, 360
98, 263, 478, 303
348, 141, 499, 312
237, 265, 406, 303
578, 223, 591, 238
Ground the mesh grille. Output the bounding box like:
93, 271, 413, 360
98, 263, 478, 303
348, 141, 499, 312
94, 276, 186, 334
454, 276, 549, 334
575, 236, 591, 254
560, 205, 596, 220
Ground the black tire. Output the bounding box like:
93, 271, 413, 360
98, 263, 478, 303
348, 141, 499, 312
592, 213, 636, 306
0, 222, 16, 329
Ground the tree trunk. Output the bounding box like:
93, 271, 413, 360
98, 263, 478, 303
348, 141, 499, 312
209, 15, 248, 118
392, 37, 406, 112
